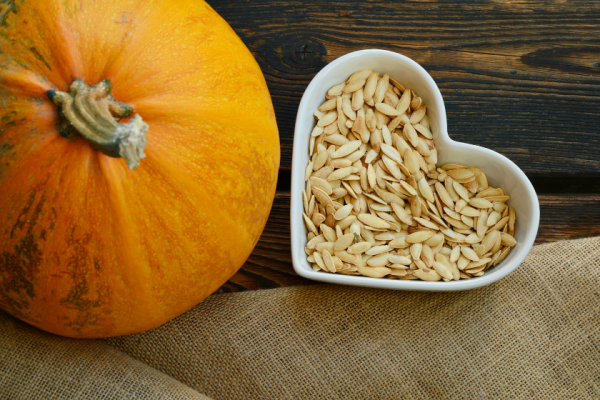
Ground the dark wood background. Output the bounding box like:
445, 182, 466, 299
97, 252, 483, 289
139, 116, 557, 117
208, 0, 600, 292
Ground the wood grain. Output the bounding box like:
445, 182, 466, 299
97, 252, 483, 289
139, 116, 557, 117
217, 193, 600, 293
209, 0, 600, 179
210, 0, 600, 293
535, 194, 600, 243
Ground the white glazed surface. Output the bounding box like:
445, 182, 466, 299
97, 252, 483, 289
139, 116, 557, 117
291, 49, 540, 291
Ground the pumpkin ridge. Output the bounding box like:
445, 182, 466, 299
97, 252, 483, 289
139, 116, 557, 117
0, 186, 46, 325
0, 0, 18, 27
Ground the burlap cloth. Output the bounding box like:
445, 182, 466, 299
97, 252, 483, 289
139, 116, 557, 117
1, 236, 599, 399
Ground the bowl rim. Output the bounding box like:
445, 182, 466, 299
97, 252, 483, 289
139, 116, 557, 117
290, 49, 540, 291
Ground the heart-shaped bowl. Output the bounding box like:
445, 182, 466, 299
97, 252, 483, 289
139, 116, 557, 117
290, 49, 540, 291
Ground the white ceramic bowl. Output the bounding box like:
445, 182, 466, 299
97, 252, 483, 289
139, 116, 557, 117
290, 49, 540, 291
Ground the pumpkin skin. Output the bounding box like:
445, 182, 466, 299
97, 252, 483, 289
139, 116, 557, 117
0, 0, 279, 337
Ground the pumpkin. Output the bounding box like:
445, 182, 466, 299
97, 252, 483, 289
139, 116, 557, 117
0, 0, 280, 338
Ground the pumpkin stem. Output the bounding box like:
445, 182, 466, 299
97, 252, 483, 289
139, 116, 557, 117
48, 79, 148, 169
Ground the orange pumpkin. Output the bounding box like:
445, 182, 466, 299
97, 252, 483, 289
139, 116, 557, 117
0, 0, 279, 337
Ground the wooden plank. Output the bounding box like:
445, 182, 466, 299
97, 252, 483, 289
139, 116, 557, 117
534, 194, 600, 244
209, 0, 600, 176
217, 193, 600, 293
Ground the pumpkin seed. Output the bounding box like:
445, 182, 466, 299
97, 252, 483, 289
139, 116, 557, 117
486, 211, 502, 227
403, 122, 419, 148
414, 268, 441, 281
477, 209, 489, 238
310, 176, 332, 195
311, 212, 326, 226
390, 268, 408, 276
365, 108, 377, 133
311, 126, 324, 138
319, 224, 337, 242
405, 230, 435, 244
337, 215, 357, 230
313, 252, 327, 270
322, 250, 337, 273
327, 83, 345, 97
397, 89, 411, 115
373, 232, 395, 240
347, 241, 372, 254
349, 69, 373, 82
501, 232, 517, 247
317, 111, 338, 127
414, 123, 432, 139
457, 256, 470, 271
304, 69, 515, 281
335, 251, 360, 266
367, 164, 377, 189
473, 244, 487, 257
367, 253, 392, 267
374, 74, 389, 104
481, 230, 499, 253
448, 245, 460, 263
438, 254, 460, 280
327, 167, 354, 182
382, 156, 402, 180
380, 143, 402, 164
435, 182, 454, 210
447, 168, 474, 181
323, 133, 349, 146
485, 195, 511, 203
363, 72, 379, 101
508, 207, 516, 232
341, 97, 357, 121
489, 216, 509, 232
465, 233, 482, 244
366, 245, 390, 256
381, 124, 392, 145
334, 204, 353, 221
444, 216, 470, 230
494, 247, 511, 266
358, 266, 390, 278
460, 246, 480, 262
389, 255, 412, 265
470, 197, 493, 209
316, 241, 335, 253
333, 233, 355, 252
332, 140, 361, 159
432, 261, 453, 280
358, 213, 391, 229
477, 188, 500, 198
336, 97, 349, 135
375, 102, 400, 117
410, 243, 423, 260
312, 187, 333, 208
307, 235, 325, 250
343, 79, 366, 93
413, 217, 439, 231
452, 181, 470, 202
410, 105, 426, 124
303, 213, 319, 235
422, 232, 443, 248
387, 235, 408, 248
410, 94, 422, 110
318, 98, 337, 112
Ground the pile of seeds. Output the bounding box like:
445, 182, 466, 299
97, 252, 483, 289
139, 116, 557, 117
302, 69, 517, 281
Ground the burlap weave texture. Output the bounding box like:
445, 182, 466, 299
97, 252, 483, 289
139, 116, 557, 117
104, 236, 600, 399
0, 311, 210, 399
1, 236, 599, 399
